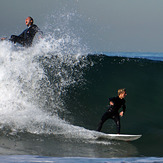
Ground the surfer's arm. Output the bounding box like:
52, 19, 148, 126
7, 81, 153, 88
37, 28, 43, 39
109, 97, 116, 106
18, 30, 25, 38
122, 102, 126, 113
120, 101, 126, 117
1, 37, 7, 40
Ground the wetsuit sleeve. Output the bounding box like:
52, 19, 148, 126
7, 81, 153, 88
109, 97, 116, 103
18, 31, 25, 38
29, 25, 43, 39
38, 28, 43, 35
33, 25, 43, 35
122, 100, 126, 113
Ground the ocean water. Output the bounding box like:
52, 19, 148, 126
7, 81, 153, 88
0, 15, 163, 163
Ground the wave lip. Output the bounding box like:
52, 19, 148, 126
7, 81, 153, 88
102, 52, 163, 61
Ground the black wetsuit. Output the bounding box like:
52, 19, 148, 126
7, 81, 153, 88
9, 24, 42, 47
97, 96, 126, 134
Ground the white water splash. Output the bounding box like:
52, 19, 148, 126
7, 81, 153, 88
0, 11, 93, 141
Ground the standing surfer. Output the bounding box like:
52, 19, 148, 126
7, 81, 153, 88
1, 16, 43, 47
97, 88, 127, 134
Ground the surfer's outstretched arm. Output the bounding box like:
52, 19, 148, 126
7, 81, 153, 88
1, 37, 7, 41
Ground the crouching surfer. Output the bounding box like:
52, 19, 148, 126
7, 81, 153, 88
1, 16, 43, 47
96, 88, 127, 134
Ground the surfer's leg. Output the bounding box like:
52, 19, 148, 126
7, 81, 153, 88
113, 115, 121, 134
96, 112, 110, 131
96, 120, 104, 131
9, 35, 25, 46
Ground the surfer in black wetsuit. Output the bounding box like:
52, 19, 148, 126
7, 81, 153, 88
97, 88, 127, 134
1, 16, 43, 47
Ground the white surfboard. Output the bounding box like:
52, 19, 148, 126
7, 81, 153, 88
95, 133, 142, 141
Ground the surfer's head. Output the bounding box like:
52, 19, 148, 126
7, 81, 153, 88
118, 88, 127, 99
25, 16, 33, 27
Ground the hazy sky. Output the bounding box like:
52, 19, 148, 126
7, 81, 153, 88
1, 0, 163, 52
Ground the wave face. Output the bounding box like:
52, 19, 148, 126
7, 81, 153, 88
65, 55, 163, 139
0, 13, 163, 157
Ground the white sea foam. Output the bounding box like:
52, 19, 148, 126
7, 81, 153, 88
0, 12, 94, 142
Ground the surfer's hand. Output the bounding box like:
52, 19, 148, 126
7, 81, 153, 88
1, 37, 7, 41
110, 101, 114, 106
120, 111, 124, 117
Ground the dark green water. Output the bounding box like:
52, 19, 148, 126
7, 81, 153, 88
64, 55, 163, 157
0, 53, 163, 157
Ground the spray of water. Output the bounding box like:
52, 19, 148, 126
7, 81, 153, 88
0, 11, 98, 142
